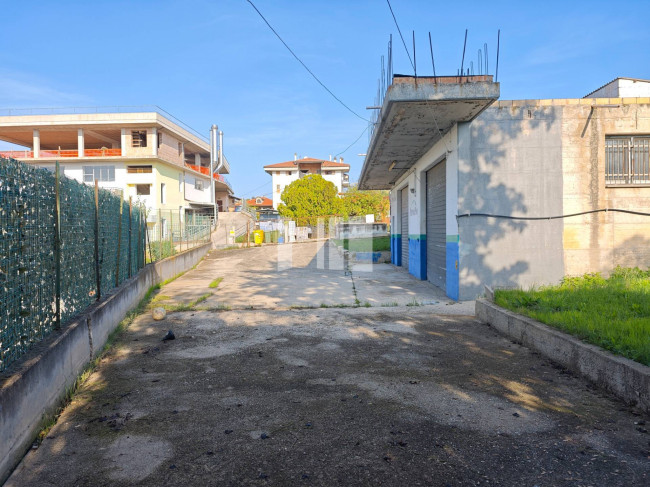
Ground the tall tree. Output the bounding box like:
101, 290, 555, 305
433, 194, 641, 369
341, 184, 390, 221
277, 174, 342, 226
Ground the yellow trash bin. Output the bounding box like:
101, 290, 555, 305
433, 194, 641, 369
253, 229, 265, 245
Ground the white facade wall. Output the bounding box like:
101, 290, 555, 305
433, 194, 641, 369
269, 168, 347, 209
322, 171, 344, 192
390, 126, 459, 242
586, 78, 650, 98
37, 160, 210, 211
270, 169, 300, 209
184, 173, 212, 204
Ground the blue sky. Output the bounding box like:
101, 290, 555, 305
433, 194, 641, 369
1, 0, 649, 199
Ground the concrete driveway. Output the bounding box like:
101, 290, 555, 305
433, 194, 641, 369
160, 240, 472, 312
7, 242, 649, 486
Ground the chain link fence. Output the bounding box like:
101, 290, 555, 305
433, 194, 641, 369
0, 157, 146, 372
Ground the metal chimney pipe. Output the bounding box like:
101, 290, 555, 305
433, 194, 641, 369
210, 125, 218, 222
218, 130, 224, 173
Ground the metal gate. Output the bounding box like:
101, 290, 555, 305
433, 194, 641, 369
426, 161, 446, 290
401, 187, 409, 269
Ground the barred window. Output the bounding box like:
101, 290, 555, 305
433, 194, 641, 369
83, 165, 115, 183
605, 136, 650, 185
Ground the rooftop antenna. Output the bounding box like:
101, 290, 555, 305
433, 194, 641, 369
478, 49, 483, 75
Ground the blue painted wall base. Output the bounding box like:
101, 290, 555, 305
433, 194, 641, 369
445, 240, 459, 300
391, 235, 402, 266
408, 235, 427, 280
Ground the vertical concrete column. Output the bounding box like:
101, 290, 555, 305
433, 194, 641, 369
446, 125, 461, 301
151, 127, 158, 157
195, 153, 201, 167
77, 129, 84, 157
33, 129, 40, 158
120, 129, 127, 157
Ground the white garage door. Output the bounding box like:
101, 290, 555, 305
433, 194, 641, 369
401, 187, 409, 269
426, 161, 446, 290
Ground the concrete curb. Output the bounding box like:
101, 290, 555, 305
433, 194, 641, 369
475, 299, 650, 413
0, 242, 211, 484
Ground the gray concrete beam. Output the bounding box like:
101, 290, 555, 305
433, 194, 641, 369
359, 76, 500, 190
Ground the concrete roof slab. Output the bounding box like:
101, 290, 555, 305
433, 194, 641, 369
359, 76, 500, 189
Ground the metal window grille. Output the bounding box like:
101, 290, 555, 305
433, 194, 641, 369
605, 136, 650, 185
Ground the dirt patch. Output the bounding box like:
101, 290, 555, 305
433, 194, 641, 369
104, 435, 173, 482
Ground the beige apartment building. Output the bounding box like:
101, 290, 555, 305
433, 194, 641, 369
0, 108, 233, 223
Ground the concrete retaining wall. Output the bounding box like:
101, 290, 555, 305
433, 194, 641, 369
0, 242, 211, 484
476, 299, 650, 413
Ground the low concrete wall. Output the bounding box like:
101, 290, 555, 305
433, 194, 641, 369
0, 242, 211, 484
476, 299, 650, 413
350, 251, 391, 264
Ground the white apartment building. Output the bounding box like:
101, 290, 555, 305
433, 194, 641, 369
0, 107, 232, 221
264, 156, 350, 209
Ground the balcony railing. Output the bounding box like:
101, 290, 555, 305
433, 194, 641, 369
185, 164, 232, 190
0, 148, 122, 159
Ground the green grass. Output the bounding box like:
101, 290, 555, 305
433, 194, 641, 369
209, 277, 223, 289
333, 236, 390, 252
494, 267, 650, 366
157, 293, 212, 312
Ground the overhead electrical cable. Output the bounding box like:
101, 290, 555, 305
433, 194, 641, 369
240, 180, 272, 199
386, 0, 414, 71
246, 0, 370, 123
335, 125, 369, 157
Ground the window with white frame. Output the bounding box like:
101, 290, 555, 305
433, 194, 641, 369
195, 179, 204, 191
606, 136, 650, 185
161, 183, 166, 204
83, 165, 115, 183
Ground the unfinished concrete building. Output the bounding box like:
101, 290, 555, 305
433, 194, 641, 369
359, 76, 650, 300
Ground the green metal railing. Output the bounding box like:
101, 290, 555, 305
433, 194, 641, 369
0, 157, 146, 372
145, 209, 211, 262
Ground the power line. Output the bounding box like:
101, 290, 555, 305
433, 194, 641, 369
239, 180, 271, 198
246, 0, 370, 123
386, 0, 414, 72
335, 125, 369, 157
